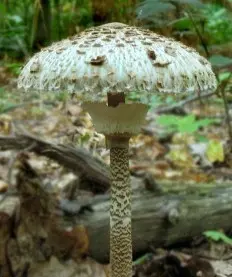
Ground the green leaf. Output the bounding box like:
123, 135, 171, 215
178, 114, 197, 133
195, 134, 209, 142
175, 0, 204, 7
0, 3, 6, 17
195, 118, 216, 128
179, 114, 195, 124
157, 115, 182, 126
133, 253, 152, 265
157, 114, 215, 134
165, 96, 177, 105
149, 95, 163, 108
5, 62, 22, 76
209, 55, 232, 67
218, 72, 232, 82
8, 15, 23, 23
204, 230, 232, 245
0, 100, 17, 113
136, 0, 174, 20
136, 0, 204, 22
169, 17, 193, 30
80, 133, 91, 144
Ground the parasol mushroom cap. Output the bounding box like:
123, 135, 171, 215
18, 22, 217, 102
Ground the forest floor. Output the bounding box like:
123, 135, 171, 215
0, 65, 232, 277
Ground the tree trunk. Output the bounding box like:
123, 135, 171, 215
33, 0, 51, 50
91, 0, 114, 25
54, 0, 61, 40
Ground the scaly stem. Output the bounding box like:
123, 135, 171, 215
110, 137, 132, 277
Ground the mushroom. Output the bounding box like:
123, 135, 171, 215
18, 22, 217, 277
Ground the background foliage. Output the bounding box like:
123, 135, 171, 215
0, 0, 231, 111
1, 0, 231, 71
0, 0, 232, 138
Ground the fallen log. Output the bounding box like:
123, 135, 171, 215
82, 184, 232, 263
0, 134, 110, 193
2, 182, 232, 265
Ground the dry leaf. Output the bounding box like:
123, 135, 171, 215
29, 256, 108, 277
167, 146, 195, 169
0, 180, 8, 192
206, 139, 224, 163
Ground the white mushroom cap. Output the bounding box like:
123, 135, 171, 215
18, 22, 217, 101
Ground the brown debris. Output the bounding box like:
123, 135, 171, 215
153, 61, 171, 67
30, 60, 40, 73
134, 251, 215, 277
147, 50, 157, 60
77, 49, 86, 55
90, 56, 106, 66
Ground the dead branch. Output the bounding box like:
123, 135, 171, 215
81, 185, 232, 263
0, 134, 110, 193
154, 91, 215, 114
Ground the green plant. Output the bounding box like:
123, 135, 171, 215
127, 92, 177, 109
0, 0, 93, 57
204, 4, 232, 44
136, 0, 232, 61
204, 230, 232, 245
0, 88, 19, 113
209, 55, 232, 68
5, 62, 23, 76
136, 0, 204, 27
157, 114, 215, 134
0, 1, 31, 56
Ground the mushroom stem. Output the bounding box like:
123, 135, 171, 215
109, 136, 132, 277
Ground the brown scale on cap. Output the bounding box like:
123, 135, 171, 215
89, 56, 106, 66
76, 49, 85, 55
29, 60, 40, 73
165, 46, 176, 57
18, 22, 217, 98
93, 43, 102, 47
153, 61, 171, 67
106, 35, 115, 39
102, 38, 111, 42
116, 43, 125, 47
157, 81, 164, 89
199, 57, 209, 65
147, 49, 157, 60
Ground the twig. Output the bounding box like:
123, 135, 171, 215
186, 10, 210, 58
154, 91, 215, 114
0, 100, 57, 114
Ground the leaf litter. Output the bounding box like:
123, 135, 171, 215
0, 85, 232, 277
